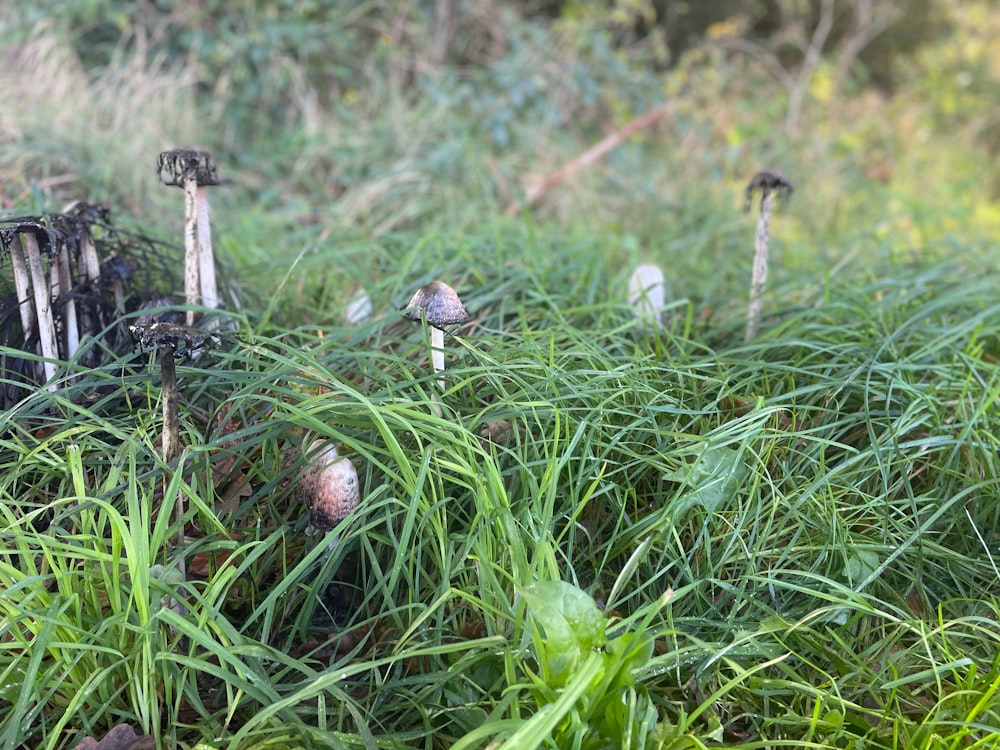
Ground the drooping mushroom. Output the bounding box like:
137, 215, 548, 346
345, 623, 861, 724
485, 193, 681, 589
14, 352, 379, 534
296, 440, 361, 542
401, 280, 470, 394
627, 263, 667, 333
156, 149, 220, 326
743, 170, 793, 342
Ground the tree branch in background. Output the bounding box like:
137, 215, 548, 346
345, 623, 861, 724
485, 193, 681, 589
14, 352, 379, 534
785, 0, 836, 136
503, 102, 672, 217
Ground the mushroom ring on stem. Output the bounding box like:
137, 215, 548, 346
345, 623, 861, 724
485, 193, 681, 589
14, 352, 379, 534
401, 280, 470, 392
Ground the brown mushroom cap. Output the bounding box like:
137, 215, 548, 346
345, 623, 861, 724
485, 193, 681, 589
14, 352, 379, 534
401, 280, 470, 329
296, 441, 361, 531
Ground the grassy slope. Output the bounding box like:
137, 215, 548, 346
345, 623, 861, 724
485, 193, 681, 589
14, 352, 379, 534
2, 222, 999, 749
2, 5, 1000, 750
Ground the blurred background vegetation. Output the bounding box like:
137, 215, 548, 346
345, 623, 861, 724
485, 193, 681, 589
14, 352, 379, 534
0, 0, 998, 307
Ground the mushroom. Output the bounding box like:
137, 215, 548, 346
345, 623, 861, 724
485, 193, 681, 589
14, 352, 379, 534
130, 320, 222, 578
296, 440, 361, 543
743, 170, 793, 342
51, 235, 79, 361
401, 280, 470, 394
344, 288, 373, 327
627, 263, 667, 333
1, 227, 37, 362
19, 229, 59, 388
156, 149, 220, 327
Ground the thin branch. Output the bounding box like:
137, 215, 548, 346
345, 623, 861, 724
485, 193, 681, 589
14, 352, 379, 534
786, 0, 836, 135
503, 102, 672, 217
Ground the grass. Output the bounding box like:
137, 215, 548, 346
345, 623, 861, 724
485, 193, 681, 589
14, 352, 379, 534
3, 4, 1000, 748
2, 219, 999, 749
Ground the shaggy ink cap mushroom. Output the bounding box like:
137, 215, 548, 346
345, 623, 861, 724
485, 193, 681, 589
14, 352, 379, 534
156, 149, 220, 187
401, 280, 470, 329
297, 441, 361, 533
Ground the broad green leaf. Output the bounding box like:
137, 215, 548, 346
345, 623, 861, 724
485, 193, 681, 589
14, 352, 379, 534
662, 445, 747, 515
522, 580, 606, 688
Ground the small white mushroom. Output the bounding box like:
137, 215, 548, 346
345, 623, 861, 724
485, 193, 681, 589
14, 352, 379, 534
344, 288, 373, 327
297, 441, 361, 538
627, 263, 667, 333
401, 280, 470, 394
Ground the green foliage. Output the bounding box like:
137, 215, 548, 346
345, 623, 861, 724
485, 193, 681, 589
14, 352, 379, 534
1, 1, 1000, 747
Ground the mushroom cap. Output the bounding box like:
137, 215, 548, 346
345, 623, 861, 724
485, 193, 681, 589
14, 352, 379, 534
401, 280, 470, 329
296, 441, 361, 531
157, 148, 220, 187
627, 263, 667, 331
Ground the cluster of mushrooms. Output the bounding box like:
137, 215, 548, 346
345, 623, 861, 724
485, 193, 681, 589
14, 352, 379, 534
2, 162, 790, 551
296, 278, 471, 535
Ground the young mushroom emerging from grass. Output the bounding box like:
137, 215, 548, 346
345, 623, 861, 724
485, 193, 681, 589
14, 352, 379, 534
296, 441, 361, 546
743, 170, 793, 342
401, 280, 470, 396
627, 263, 667, 334
156, 149, 221, 327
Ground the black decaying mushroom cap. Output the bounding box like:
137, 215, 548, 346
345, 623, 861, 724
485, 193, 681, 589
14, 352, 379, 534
744, 171, 794, 213
401, 280, 470, 329
156, 149, 220, 187
130, 321, 221, 359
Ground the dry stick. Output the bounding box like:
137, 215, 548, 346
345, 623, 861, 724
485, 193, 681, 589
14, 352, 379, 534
503, 102, 672, 217
745, 189, 774, 342
20, 232, 59, 388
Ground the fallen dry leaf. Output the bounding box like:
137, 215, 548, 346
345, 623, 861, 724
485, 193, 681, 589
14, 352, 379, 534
74, 724, 154, 750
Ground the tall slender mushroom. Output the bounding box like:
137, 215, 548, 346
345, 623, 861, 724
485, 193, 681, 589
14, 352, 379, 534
401, 280, 470, 394
130, 321, 222, 578
743, 171, 793, 342
156, 149, 220, 326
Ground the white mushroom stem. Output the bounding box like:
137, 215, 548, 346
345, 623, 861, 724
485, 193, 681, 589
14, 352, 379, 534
21, 232, 59, 388
79, 228, 101, 286
8, 235, 35, 346
430, 326, 446, 391
184, 174, 200, 327
53, 243, 79, 360
196, 185, 218, 314
745, 189, 774, 342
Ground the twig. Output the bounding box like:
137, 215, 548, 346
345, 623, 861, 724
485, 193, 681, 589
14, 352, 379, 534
503, 102, 672, 217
